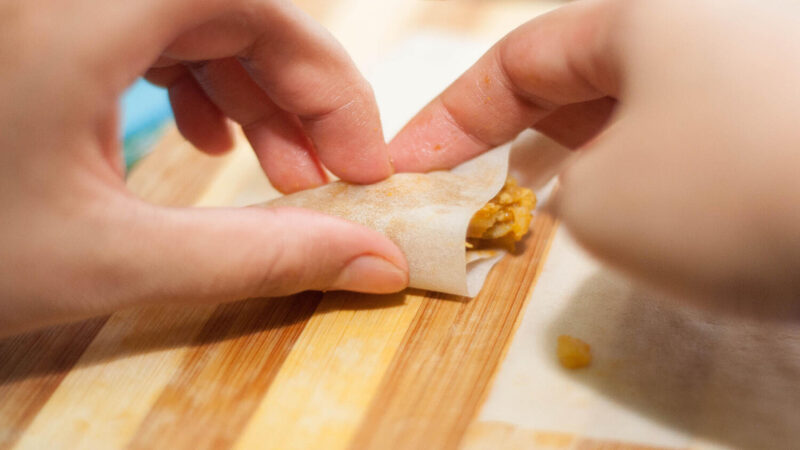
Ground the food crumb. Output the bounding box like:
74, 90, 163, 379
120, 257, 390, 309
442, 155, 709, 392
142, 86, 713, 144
557, 335, 592, 370
467, 177, 536, 251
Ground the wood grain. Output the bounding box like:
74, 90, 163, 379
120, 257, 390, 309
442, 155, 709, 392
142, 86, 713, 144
128, 294, 321, 450
572, 440, 670, 450
461, 421, 575, 450
460, 422, 671, 450
349, 213, 558, 450
0, 319, 107, 449
233, 292, 424, 450
13, 306, 215, 448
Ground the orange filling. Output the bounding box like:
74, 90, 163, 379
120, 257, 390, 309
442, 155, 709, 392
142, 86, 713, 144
556, 335, 592, 370
467, 177, 536, 250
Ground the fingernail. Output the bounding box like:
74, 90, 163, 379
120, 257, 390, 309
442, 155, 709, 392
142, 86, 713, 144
332, 255, 408, 293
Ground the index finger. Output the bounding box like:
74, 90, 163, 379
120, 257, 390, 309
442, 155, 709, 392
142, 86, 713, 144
388, 0, 624, 172
232, 1, 393, 183
85, 0, 393, 184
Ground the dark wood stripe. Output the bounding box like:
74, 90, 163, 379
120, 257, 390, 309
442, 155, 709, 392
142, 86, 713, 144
0, 317, 108, 449
574, 439, 671, 450
349, 214, 558, 450
127, 292, 322, 450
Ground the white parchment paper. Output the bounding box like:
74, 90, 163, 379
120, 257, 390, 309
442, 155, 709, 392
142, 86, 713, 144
263, 144, 511, 297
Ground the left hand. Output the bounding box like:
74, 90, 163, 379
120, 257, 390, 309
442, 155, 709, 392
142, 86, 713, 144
0, 0, 408, 337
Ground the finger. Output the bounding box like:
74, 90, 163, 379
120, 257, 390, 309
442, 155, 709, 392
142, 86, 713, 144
150, 55, 181, 69
146, 64, 236, 155
230, 2, 392, 184
244, 113, 329, 193
155, 1, 392, 183
144, 64, 188, 87
113, 203, 409, 307
90, 0, 392, 184
186, 58, 327, 192
77, 0, 233, 93
388, 0, 623, 172
146, 59, 326, 192
533, 97, 617, 149
168, 73, 235, 155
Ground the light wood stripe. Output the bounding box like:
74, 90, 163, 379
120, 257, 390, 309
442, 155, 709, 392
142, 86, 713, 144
233, 291, 425, 450
12, 306, 214, 449
0, 318, 107, 449
572, 440, 671, 450
127, 294, 321, 449
461, 421, 575, 450
460, 421, 672, 450
348, 213, 558, 450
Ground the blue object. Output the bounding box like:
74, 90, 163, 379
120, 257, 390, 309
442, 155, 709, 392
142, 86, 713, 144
121, 78, 173, 168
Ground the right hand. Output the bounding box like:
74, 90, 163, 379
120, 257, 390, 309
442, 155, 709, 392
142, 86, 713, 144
389, 0, 800, 308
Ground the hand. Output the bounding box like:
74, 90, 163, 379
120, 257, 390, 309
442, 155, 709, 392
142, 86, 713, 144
389, 0, 800, 310
0, 0, 407, 337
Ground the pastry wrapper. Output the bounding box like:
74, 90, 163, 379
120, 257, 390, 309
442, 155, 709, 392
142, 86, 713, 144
261, 144, 513, 297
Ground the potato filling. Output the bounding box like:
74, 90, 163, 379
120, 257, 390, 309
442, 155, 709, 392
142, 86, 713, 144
467, 177, 536, 250
556, 335, 592, 370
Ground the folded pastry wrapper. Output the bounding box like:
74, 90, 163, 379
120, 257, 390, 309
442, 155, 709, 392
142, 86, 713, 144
260, 144, 513, 297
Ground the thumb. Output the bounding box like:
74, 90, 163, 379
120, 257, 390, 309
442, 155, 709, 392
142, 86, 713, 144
116, 203, 409, 307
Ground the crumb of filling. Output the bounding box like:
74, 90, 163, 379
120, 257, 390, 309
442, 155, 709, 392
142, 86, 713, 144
467, 177, 536, 251
557, 335, 592, 370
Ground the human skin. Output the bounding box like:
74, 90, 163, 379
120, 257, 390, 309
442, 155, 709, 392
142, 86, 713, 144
389, 0, 800, 312
0, 0, 408, 337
